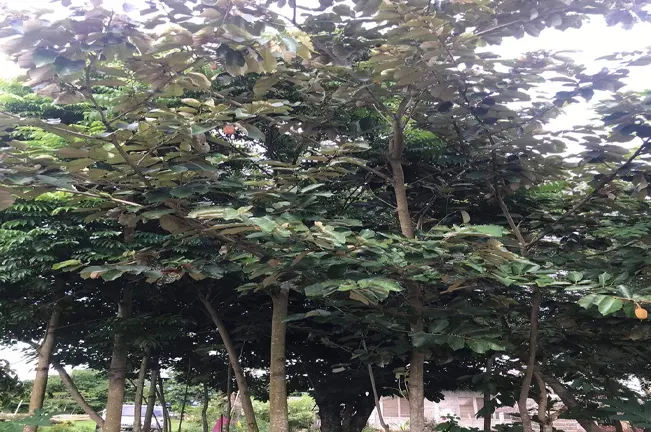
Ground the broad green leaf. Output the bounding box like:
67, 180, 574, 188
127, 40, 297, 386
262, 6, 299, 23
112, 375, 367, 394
596, 296, 623, 315
52, 259, 81, 270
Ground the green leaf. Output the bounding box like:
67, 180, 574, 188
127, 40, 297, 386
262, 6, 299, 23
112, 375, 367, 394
467, 339, 505, 354
52, 259, 82, 270
249, 216, 276, 233
33, 48, 58, 67
596, 296, 623, 315
567, 271, 584, 283
428, 320, 450, 334
599, 272, 613, 287
578, 294, 597, 309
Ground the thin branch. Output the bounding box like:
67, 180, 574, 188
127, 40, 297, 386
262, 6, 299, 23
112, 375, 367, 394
55, 188, 143, 207
527, 137, 651, 249
362, 340, 389, 432
518, 288, 542, 432
493, 185, 527, 256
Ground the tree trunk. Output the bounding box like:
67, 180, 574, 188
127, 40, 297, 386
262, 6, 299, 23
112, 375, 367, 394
157, 377, 170, 432
25, 308, 60, 432
104, 285, 134, 432
316, 395, 375, 432
367, 363, 389, 432
177, 375, 190, 432
388, 122, 424, 432
318, 403, 342, 432
518, 289, 541, 432
269, 289, 289, 432
484, 356, 495, 432
201, 383, 209, 432
199, 293, 259, 432
143, 365, 159, 432
541, 373, 603, 432
134, 354, 149, 432
225, 365, 232, 432
51, 361, 105, 427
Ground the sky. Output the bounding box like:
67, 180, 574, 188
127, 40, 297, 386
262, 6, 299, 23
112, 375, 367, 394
0, 1, 650, 380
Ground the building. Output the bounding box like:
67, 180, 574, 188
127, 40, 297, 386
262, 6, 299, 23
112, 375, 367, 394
97, 405, 165, 431
367, 391, 585, 432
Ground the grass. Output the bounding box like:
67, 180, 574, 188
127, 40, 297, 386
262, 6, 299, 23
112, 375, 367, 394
41, 419, 194, 432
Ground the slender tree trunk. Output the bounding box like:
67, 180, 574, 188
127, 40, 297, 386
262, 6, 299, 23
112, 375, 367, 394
484, 356, 495, 432
518, 289, 541, 432
388, 121, 425, 432
198, 293, 259, 432
541, 373, 603, 432
25, 308, 60, 432
225, 365, 232, 432
143, 366, 159, 432
104, 285, 134, 432
134, 354, 149, 432
201, 383, 209, 432
51, 361, 105, 427
534, 370, 552, 432
177, 359, 192, 432
269, 289, 289, 432
367, 362, 389, 432
177, 373, 190, 432
157, 377, 170, 432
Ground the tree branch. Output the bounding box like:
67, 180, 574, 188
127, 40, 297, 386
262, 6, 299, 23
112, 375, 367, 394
527, 137, 651, 249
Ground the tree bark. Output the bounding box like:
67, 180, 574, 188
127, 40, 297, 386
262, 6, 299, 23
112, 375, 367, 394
157, 377, 170, 432
534, 370, 552, 432
518, 289, 541, 432
199, 293, 259, 432
225, 364, 232, 432
104, 285, 134, 432
134, 354, 149, 432
143, 365, 159, 432
541, 373, 603, 432
201, 383, 209, 432
177, 373, 190, 432
316, 395, 376, 432
269, 289, 289, 432
318, 403, 342, 432
367, 362, 389, 432
25, 308, 60, 432
388, 121, 424, 432
484, 356, 495, 432
51, 361, 105, 427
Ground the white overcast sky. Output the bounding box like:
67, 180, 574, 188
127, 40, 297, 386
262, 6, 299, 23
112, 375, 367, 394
0, 1, 650, 380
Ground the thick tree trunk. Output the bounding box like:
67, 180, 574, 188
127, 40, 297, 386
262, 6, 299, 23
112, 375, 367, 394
104, 285, 134, 432
199, 293, 259, 432
318, 403, 342, 432
51, 361, 104, 427
269, 289, 289, 432
143, 366, 159, 432
518, 289, 541, 432
316, 395, 375, 432
541, 373, 603, 432
134, 354, 149, 432
25, 308, 60, 432
201, 383, 209, 432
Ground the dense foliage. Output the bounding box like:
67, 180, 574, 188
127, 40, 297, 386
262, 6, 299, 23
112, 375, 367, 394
0, 1, 651, 432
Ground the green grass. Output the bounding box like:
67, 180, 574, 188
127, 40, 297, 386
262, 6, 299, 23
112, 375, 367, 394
41, 419, 196, 432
